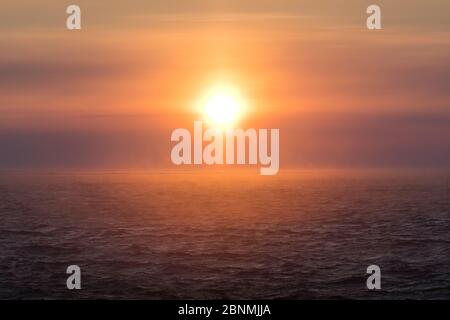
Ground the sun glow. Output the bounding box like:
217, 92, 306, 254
200, 85, 245, 128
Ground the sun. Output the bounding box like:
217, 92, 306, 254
200, 85, 245, 128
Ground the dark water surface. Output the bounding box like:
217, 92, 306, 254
0, 170, 449, 299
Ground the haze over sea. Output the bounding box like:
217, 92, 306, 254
0, 169, 449, 299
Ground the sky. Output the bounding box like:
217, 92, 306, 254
0, 0, 449, 169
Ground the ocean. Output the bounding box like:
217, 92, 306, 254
0, 169, 449, 299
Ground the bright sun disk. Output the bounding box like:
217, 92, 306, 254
201, 86, 244, 128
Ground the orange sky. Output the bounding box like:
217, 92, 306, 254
0, 1, 449, 168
